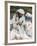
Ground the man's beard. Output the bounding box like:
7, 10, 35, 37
18, 15, 22, 18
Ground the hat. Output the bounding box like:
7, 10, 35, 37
16, 9, 25, 14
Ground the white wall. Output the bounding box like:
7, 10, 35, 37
0, 0, 37, 46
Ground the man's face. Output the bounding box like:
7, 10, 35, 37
16, 12, 24, 18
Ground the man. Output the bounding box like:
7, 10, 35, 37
16, 9, 26, 38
